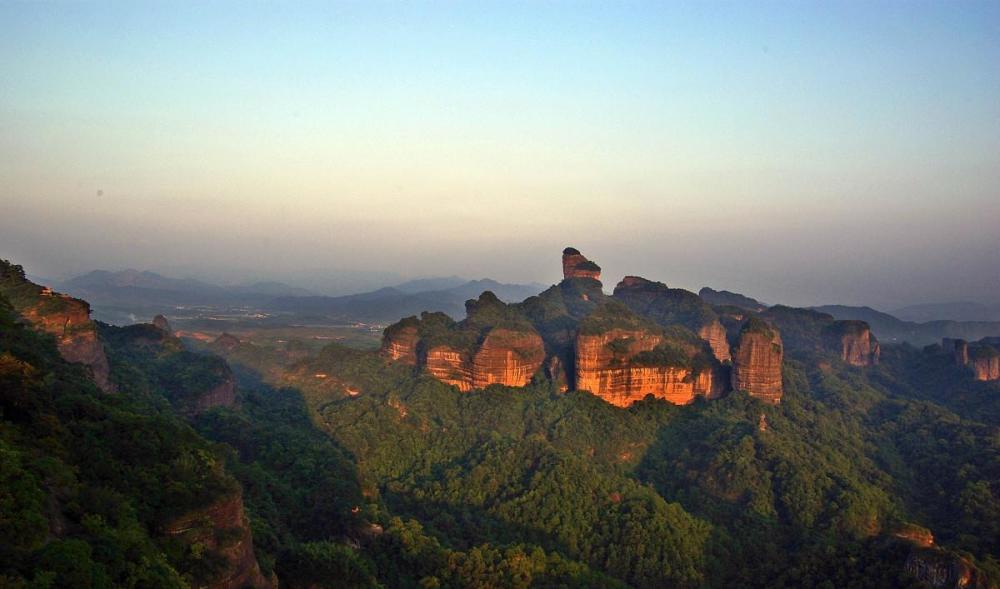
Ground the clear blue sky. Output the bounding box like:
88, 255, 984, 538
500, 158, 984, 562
2, 1, 998, 306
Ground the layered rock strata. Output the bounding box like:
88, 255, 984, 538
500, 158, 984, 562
731, 318, 784, 404
562, 247, 601, 280
823, 320, 880, 366
574, 327, 721, 407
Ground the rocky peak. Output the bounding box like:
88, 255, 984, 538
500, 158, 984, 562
968, 344, 1000, 381
945, 338, 1000, 381
731, 318, 784, 404
823, 320, 880, 366
381, 301, 545, 391
562, 247, 601, 281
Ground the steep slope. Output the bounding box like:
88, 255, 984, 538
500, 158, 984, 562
0, 260, 113, 392
730, 318, 784, 404
0, 290, 272, 589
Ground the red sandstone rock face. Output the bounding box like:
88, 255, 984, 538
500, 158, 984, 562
163, 491, 275, 589
828, 324, 880, 366
562, 247, 601, 281
381, 324, 419, 365
424, 345, 473, 392
970, 354, 1000, 381
20, 297, 114, 393
575, 329, 721, 407
731, 324, 783, 404
472, 328, 545, 388
698, 320, 732, 363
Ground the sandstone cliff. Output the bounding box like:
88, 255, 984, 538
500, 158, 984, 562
381, 293, 546, 390
574, 302, 724, 407
472, 327, 546, 388
823, 320, 880, 366
381, 319, 420, 365
945, 338, 1000, 381
968, 345, 1000, 381
164, 490, 275, 589
0, 261, 114, 392
562, 247, 601, 280
731, 318, 784, 404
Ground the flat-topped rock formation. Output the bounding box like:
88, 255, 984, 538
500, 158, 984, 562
381, 247, 787, 408
823, 320, 880, 366
944, 338, 1000, 381
381, 293, 546, 390
731, 318, 784, 404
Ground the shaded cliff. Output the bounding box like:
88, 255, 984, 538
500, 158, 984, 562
613, 276, 731, 362
163, 490, 274, 589
0, 259, 114, 392
101, 321, 240, 414
823, 320, 880, 366
731, 317, 784, 404
762, 306, 879, 366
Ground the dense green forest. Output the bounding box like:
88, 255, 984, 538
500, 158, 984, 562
3, 266, 1000, 587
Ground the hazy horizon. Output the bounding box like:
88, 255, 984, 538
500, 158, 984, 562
3, 1, 999, 309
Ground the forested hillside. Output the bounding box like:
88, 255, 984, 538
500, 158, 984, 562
3, 257, 999, 588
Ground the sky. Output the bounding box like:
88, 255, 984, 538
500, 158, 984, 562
1, 1, 999, 307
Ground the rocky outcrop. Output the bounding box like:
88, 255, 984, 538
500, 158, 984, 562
0, 261, 114, 393
969, 345, 1000, 381
698, 320, 732, 363
424, 345, 473, 391
163, 491, 274, 589
946, 338, 1000, 381
574, 318, 723, 407
823, 320, 880, 366
380, 320, 420, 365
731, 318, 783, 404
382, 294, 546, 391
562, 247, 601, 280
472, 328, 545, 388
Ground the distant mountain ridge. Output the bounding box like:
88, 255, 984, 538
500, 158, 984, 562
266, 278, 545, 323
892, 301, 1000, 323
813, 304, 1000, 346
